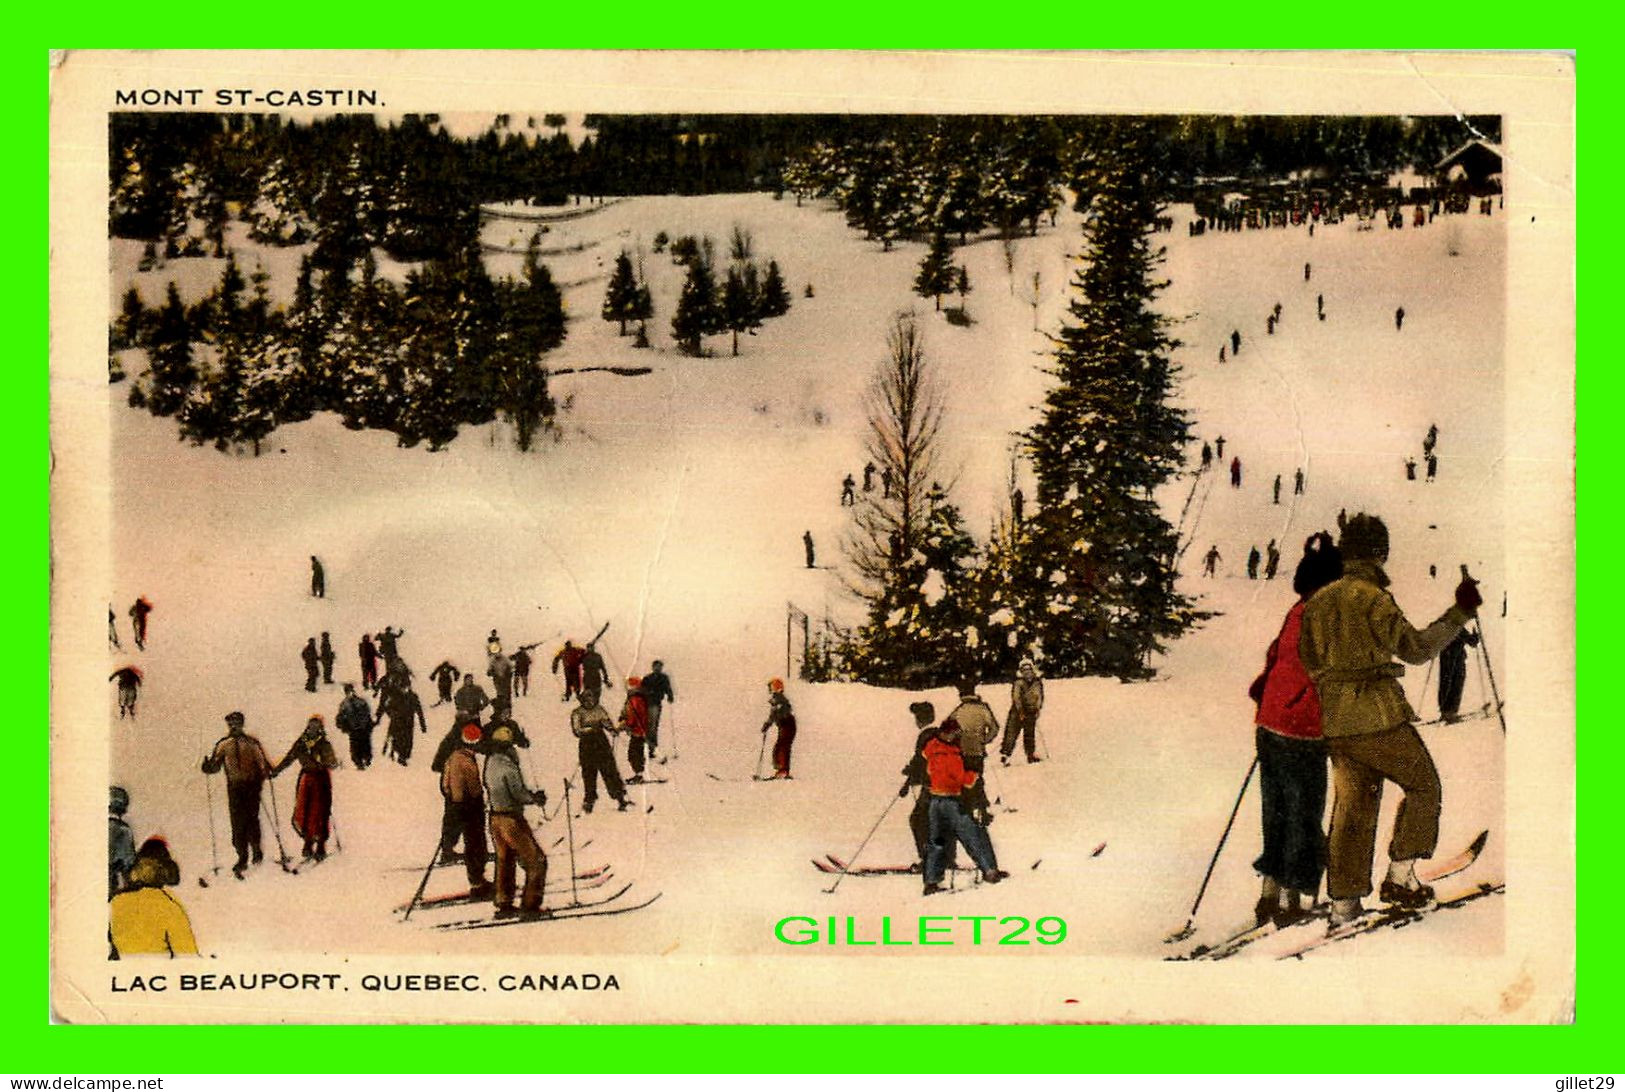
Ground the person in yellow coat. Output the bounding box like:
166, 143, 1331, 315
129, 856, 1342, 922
109, 838, 198, 958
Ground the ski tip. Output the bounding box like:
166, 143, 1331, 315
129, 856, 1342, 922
1091, 842, 1107, 857
1467, 830, 1489, 856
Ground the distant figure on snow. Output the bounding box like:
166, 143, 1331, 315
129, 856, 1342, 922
1304, 262, 1311, 281
358, 634, 380, 691
129, 597, 152, 650
551, 640, 585, 702
1437, 628, 1482, 723
200, 711, 273, 878
310, 556, 325, 598
572, 690, 631, 814
580, 642, 612, 700
301, 638, 320, 692
487, 645, 515, 715
1395, 306, 1406, 331
319, 633, 335, 685
1201, 442, 1213, 470
1273, 475, 1282, 504
1425, 453, 1438, 482
881, 468, 893, 498
430, 660, 461, 706
1216, 435, 1226, 460
1247, 546, 1261, 580
1230, 456, 1243, 489
376, 680, 428, 766
619, 676, 652, 783
640, 660, 675, 757
110, 665, 143, 719
513, 644, 538, 697
1230, 330, 1241, 356
454, 672, 492, 726
863, 461, 876, 492
1424, 423, 1439, 456
999, 658, 1045, 766
1294, 468, 1305, 495
108, 605, 120, 649
840, 475, 857, 507
335, 683, 374, 770
803, 530, 816, 569
762, 678, 798, 779
1264, 539, 1281, 581
1405, 457, 1418, 481
1203, 545, 1222, 577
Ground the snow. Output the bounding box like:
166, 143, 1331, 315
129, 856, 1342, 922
103, 193, 1509, 998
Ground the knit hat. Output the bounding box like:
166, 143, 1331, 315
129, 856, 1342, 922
224, 711, 245, 727
627, 676, 642, 689
1018, 658, 1037, 676
460, 723, 483, 746
128, 837, 180, 888
768, 678, 784, 693
490, 724, 515, 746
908, 700, 936, 724
1337, 512, 1390, 561
938, 716, 963, 740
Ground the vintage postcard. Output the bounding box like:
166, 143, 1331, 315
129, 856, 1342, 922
49, 50, 1575, 1024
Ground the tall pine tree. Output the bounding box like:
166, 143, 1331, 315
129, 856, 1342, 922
1017, 143, 1199, 680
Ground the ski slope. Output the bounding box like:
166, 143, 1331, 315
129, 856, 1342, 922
102, 192, 1508, 979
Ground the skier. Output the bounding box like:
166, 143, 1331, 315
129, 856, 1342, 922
945, 680, 1000, 826
1247, 546, 1261, 580
453, 672, 492, 727
1405, 457, 1418, 481
429, 661, 461, 706
108, 605, 120, 649
999, 658, 1045, 766
881, 468, 893, 498
483, 722, 550, 919
580, 641, 612, 700
1317, 294, 1325, 321
318, 633, 336, 685
1425, 453, 1438, 482
200, 711, 274, 878
377, 626, 404, 664
109, 838, 198, 958
358, 634, 380, 692
1267, 315, 1276, 336
1423, 423, 1439, 456
513, 644, 538, 697
921, 715, 1006, 896
335, 683, 374, 770
571, 690, 632, 814
271, 716, 340, 861
129, 596, 152, 650
1304, 262, 1311, 282
1264, 539, 1282, 581
761, 678, 797, 779
803, 531, 816, 569
309, 556, 325, 598
840, 474, 857, 507
375, 679, 428, 766
1203, 545, 1222, 577
1230, 330, 1241, 356
1273, 475, 1282, 505
640, 659, 675, 756
618, 676, 652, 783
109, 665, 142, 719
896, 700, 951, 872
1299, 512, 1482, 925
109, 786, 136, 898
1273, 301, 1282, 321
1395, 306, 1405, 331
1215, 435, 1226, 460
1218, 345, 1226, 363
301, 638, 320, 692
863, 461, 876, 492
1246, 531, 1343, 928
1294, 468, 1305, 495
437, 723, 493, 898
1201, 442, 1213, 470
1437, 628, 1482, 723
551, 639, 585, 702
487, 644, 515, 715
1230, 456, 1243, 489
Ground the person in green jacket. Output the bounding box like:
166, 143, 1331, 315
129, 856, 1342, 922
1298, 512, 1482, 926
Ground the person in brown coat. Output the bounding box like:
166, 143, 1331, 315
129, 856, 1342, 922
438, 722, 492, 897
200, 712, 274, 877
271, 716, 340, 860
1298, 512, 1481, 925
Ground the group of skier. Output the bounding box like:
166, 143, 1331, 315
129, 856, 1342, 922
1245, 511, 1486, 929
1404, 423, 1442, 483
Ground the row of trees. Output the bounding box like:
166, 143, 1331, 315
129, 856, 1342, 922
607, 228, 792, 356
820, 139, 1203, 685
114, 241, 565, 454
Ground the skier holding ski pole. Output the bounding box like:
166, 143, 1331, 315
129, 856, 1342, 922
200, 712, 273, 879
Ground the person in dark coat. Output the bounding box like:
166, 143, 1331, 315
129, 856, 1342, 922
110, 666, 143, 719
571, 690, 631, 813
429, 661, 461, 706
640, 660, 675, 755
1437, 628, 1481, 722
1215, 435, 1226, 460
200, 712, 273, 877
762, 678, 797, 779
108, 605, 120, 649
580, 642, 612, 700
1395, 306, 1406, 331
1247, 532, 1342, 927
1247, 546, 1261, 580
1230, 330, 1241, 355
1230, 456, 1243, 489
375, 681, 428, 766
1273, 475, 1282, 505
318, 633, 336, 685
513, 645, 537, 697
1294, 468, 1305, 495
301, 638, 320, 692
335, 684, 373, 769
840, 475, 856, 506
999, 659, 1045, 765
900, 701, 954, 872
109, 786, 136, 898
358, 634, 380, 691
454, 673, 491, 726
271, 717, 340, 860
1201, 442, 1213, 470
863, 462, 876, 492
310, 556, 325, 598
378, 626, 404, 663
1203, 545, 1222, 577
1425, 453, 1438, 482
803, 530, 816, 569
1264, 539, 1281, 581
437, 722, 493, 895
1405, 457, 1418, 481
129, 597, 152, 650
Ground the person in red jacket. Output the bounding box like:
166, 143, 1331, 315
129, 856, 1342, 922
1246, 532, 1342, 927
619, 676, 651, 783
922, 717, 1007, 896
551, 640, 586, 702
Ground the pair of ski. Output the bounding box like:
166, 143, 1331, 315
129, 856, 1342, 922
394, 864, 616, 913
1414, 702, 1499, 728
1170, 831, 1490, 962
708, 772, 793, 783
811, 854, 979, 878
431, 882, 662, 931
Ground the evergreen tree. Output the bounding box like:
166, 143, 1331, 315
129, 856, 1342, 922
630, 284, 654, 347
494, 248, 565, 451
601, 250, 639, 335
954, 264, 972, 311
146, 283, 195, 417
248, 154, 312, 244
671, 258, 721, 356
720, 265, 761, 356
1017, 144, 1199, 680
759, 259, 791, 318
177, 341, 241, 451
914, 233, 956, 312
112, 287, 147, 351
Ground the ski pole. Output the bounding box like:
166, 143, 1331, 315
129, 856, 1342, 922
330, 812, 343, 854
402, 830, 444, 922
668, 705, 679, 761
198, 739, 222, 877
1418, 657, 1436, 720
562, 778, 580, 907
755, 728, 770, 780
823, 787, 906, 896
1166, 756, 1258, 943
1461, 565, 1506, 732
264, 781, 293, 870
